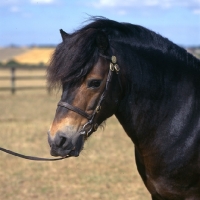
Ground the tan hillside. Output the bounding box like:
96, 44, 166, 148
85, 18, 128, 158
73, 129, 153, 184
13, 47, 55, 65
0, 47, 28, 62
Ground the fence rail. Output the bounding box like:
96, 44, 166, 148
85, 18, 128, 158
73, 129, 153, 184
0, 66, 48, 94
0, 76, 45, 80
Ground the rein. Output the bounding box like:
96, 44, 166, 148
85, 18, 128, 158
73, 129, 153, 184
0, 54, 121, 161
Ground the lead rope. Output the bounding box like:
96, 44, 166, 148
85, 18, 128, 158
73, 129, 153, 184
0, 147, 67, 161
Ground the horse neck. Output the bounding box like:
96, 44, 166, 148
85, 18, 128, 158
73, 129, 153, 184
115, 48, 200, 146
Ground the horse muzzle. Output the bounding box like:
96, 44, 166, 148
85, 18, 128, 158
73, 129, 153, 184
48, 131, 85, 157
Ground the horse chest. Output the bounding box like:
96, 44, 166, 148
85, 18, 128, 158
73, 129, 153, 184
136, 148, 200, 198
145, 173, 200, 199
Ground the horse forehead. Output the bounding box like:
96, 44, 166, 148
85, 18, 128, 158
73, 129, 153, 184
89, 58, 108, 77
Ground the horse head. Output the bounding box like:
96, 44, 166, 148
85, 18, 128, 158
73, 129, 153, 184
47, 28, 123, 157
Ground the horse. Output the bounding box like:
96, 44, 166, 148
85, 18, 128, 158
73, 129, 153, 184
47, 17, 200, 199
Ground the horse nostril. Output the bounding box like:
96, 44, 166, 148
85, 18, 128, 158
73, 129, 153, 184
59, 136, 67, 147
53, 133, 73, 149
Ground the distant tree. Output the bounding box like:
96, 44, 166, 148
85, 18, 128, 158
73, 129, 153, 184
38, 62, 45, 66
9, 44, 19, 48
6, 59, 21, 67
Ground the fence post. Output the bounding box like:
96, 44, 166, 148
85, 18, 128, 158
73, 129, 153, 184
11, 67, 16, 94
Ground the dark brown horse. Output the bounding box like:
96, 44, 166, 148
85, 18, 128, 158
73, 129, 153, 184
47, 17, 200, 199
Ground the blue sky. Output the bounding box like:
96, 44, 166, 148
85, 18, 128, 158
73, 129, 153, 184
0, 0, 200, 47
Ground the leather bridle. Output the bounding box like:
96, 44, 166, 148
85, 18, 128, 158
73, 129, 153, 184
57, 54, 121, 139
0, 54, 121, 161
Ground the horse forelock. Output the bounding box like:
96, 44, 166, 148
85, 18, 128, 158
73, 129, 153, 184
47, 28, 101, 89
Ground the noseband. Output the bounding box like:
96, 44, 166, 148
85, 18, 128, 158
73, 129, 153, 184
57, 54, 121, 139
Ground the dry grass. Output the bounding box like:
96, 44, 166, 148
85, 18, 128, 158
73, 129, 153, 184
0, 47, 28, 62
0, 90, 150, 200
13, 48, 55, 65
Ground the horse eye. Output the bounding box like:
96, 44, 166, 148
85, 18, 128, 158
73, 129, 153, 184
87, 80, 101, 88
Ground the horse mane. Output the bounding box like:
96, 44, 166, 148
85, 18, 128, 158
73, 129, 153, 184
47, 17, 200, 88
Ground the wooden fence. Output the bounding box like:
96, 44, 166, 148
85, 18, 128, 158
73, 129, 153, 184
0, 66, 49, 94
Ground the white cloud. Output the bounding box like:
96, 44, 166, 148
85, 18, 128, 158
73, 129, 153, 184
10, 6, 20, 12
0, 0, 55, 6
91, 0, 134, 8
193, 9, 200, 14
0, 0, 21, 6
90, 0, 200, 10
30, 0, 55, 4
117, 10, 127, 15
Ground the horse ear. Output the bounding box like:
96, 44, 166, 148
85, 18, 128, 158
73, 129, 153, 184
60, 29, 69, 41
96, 32, 109, 53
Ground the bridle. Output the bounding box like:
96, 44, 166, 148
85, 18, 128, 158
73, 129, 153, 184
0, 54, 121, 161
58, 54, 121, 139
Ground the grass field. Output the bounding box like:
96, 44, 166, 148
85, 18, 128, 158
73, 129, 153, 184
13, 48, 54, 65
0, 47, 55, 65
0, 89, 150, 200
0, 47, 28, 62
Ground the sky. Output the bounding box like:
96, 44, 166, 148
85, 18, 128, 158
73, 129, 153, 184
0, 0, 200, 47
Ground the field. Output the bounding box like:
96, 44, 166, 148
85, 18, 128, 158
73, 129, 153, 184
0, 88, 150, 199
0, 47, 54, 65
12, 48, 54, 65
